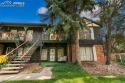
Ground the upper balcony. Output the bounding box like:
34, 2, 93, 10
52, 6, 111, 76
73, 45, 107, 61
79, 27, 103, 45
0, 31, 68, 43
0, 32, 25, 43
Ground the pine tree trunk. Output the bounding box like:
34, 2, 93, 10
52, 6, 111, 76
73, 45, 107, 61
73, 29, 82, 66
105, 28, 112, 65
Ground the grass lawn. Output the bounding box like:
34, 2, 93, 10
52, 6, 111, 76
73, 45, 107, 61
2, 62, 125, 83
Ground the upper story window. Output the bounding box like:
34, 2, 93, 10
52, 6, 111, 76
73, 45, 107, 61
26, 30, 33, 41
79, 27, 94, 40
50, 33, 58, 40
18, 31, 25, 40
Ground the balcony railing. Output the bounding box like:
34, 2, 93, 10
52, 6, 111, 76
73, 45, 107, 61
0, 32, 25, 41
0, 32, 67, 42
35, 33, 66, 41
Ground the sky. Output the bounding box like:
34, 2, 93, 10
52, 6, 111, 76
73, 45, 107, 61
0, 0, 47, 23
0, 0, 99, 23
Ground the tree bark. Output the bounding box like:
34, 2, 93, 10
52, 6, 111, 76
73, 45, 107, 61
73, 29, 82, 66
105, 28, 112, 65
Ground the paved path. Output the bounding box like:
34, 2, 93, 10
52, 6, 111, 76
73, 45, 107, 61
0, 67, 52, 82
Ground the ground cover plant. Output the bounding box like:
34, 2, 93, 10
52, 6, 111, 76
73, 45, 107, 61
2, 62, 125, 83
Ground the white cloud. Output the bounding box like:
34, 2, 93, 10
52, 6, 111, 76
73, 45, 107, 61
80, 11, 92, 18
38, 7, 48, 14
80, 5, 100, 21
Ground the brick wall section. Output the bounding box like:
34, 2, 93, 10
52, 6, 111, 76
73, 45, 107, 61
67, 44, 70, 62
94, 45, 106, 62
0, 44, 4, 55
72, 44, 76, 63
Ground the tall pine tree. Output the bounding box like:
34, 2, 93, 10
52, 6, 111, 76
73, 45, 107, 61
96, 0, 125, 64
39, 0, 95, 65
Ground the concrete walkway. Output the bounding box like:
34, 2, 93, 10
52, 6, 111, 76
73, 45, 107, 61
0, 67, 52, 82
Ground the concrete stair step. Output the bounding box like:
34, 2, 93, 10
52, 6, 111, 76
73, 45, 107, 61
15, 56, 31, 58
10, 61, 27, 63
7, 64, 25, 66
2, 67, 23, 70
13, 58, 30, 61
0, 70, 19, 74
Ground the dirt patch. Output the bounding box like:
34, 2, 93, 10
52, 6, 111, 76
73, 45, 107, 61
20, 63, 44, 74
82, 61, 125, 76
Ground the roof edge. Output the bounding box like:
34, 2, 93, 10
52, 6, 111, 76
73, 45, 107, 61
82, 17, 102, 27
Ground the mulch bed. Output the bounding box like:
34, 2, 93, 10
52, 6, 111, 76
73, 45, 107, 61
20, 63, 44, 74
82, 61, 125, 76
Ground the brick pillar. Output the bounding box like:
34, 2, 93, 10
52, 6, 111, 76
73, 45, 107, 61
72, 44, 76, 63
95, 45, 106, 63
0, 44, 4, 55
67, 44, 70, 62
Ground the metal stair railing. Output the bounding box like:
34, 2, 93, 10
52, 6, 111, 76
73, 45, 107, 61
0, 40, 29, 68
4, 40, 29, 58
18, 38, 40, 71
20, 38, 39, 59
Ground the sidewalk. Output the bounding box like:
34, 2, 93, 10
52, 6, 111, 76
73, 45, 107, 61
0, 67, 52, 82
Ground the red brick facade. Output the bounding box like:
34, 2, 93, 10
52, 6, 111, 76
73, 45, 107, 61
67, 44, 70, 62
71, 44, 106, 63
94, 45, 106, 62
0, 44, 4, 55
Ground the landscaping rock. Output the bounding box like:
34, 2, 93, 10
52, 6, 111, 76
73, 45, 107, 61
20, 63, 44, 74
82, 62, 125, 76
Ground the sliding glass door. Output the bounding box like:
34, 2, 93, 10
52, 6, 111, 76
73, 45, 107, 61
80, 47, 94, 61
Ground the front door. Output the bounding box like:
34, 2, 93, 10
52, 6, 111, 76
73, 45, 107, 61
50, 48, 55, 61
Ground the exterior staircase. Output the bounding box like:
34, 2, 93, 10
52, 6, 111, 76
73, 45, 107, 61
0, 46, 39, 74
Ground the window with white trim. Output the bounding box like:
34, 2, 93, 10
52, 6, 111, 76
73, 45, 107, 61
79, 27, 94, 40
80, 47, 94, 61
50, 33, 56, 40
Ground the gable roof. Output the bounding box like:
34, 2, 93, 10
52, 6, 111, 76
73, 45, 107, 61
83, 17, 101, 27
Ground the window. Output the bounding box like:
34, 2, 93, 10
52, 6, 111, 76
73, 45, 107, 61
18, 31, 25, 40
2, 32, 7, 39
11, 30, 17, 40
41, 48, 48, 60
50, 33, 56, 40
57, 48, 64, 61
26, 30, 33, 41
79, 28, 94, 40
80, 47, 94, 61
